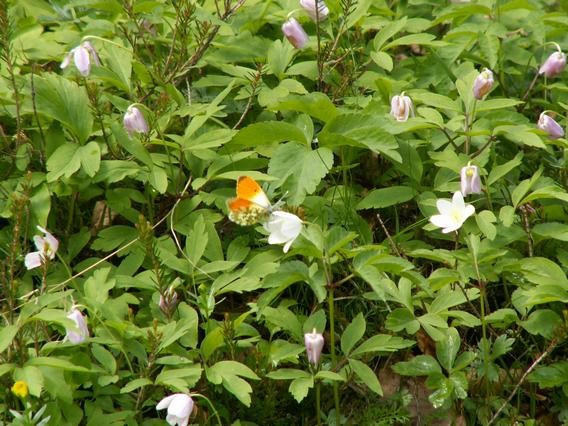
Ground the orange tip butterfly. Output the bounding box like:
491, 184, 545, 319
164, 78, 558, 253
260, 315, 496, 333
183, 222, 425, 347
227, 176, 273, 226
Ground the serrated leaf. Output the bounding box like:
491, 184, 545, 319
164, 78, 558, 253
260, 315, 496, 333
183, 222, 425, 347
230, 121, 308, 147
268, 142, 333, 205
35, 74, 93, 143
289, 376, 313, 402
319, 114, 401, 162
271, 92, 338, 123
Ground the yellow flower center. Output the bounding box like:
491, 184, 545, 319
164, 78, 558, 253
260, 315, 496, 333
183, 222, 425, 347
11, 380, 28, 398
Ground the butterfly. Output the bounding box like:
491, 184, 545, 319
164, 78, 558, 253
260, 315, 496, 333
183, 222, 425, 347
227, 176, 273, 226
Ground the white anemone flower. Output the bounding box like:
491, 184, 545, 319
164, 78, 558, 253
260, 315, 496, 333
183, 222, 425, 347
156, 393, 194, 426
429, 191, 475, 234
264, 211, 302, 253
24, 226, 59, 270
304, 329, 324, 365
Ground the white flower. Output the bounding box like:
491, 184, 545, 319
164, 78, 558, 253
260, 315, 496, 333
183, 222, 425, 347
263, 211, 302, 253
390, 93, 414, 122
429, 191, 475, 234
60, 41, 100, 77
24, 226, 59, 270
156, 393, 194, 426
539, 50, 566, 78
123, 105, 149, 136
460, 164, 482, 196
65, 309, 89, 344
304, 329, 324, 365
300, 0, 329, 22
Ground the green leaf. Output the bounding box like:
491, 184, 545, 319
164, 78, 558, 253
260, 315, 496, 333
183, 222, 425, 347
229, 121, 308, 147
436, 327, 460, 373
319, 114, 401, 162
46, 143, 80, 181
267, 369, 311, 380
393, 355, 441, 376
520, 309, 562, 339
488, 153, 523, 186
289, 376, 313, 403
206, 361, 259, 407
0, 324, 19, 353
385, 308, 420, 335
268, 142, 333, 205
271, 92, 338, 123
267, 39, 294, 78
120, 378, 152, 394
382, 33, 438, 50
349, 359, 382, 395
79, 141, 101, 177
341, 313, 366, 355
351, 334, 415, 357
357, 186, 415, 210
101, 43, 132, 91
35, 74, 93, 143
529, 361, 568, 388
315, 371, 345, 382
27, 357, 94, 372
411, 91, 461, 112
374, 17, 407, 50
370, 51, 393, 71
476, 98, 523, 112
475, 210, 497, 240
533, 222, 568, 242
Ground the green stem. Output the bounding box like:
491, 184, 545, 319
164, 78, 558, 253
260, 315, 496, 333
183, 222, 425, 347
316, 382, 322, 426
327, 286, 340, 424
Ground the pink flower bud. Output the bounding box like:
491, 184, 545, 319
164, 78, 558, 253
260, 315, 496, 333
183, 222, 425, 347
304, 330, 324, 365
123, 105, 149, 136
60, 41, 100, 77
65, 308, 89, 344
473, 68, 494, 100
282, 18, 309, 49
539, 51, 566, 78
390, 93, 413, 122
538, 112, 564, 139
460, 164, 482, 196
299, 0, 329, 22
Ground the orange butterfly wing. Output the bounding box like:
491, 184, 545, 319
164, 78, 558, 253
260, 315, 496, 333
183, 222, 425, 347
227, 176, 271, 225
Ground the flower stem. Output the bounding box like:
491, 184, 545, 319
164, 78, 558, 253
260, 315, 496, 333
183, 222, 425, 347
316, 382, 322, 426
327, 279, 341, 424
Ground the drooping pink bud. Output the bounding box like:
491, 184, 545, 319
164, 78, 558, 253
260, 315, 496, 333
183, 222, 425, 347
282, 18, 309, 49
60, 41, 100, 77
304, 329, 324, 365
473, 68, 494, 100
159, 286, 179, 315
460, 164, 482, 196
299, 0, 329, 22
123, 105, 149, 136
538, 112, 564, 139
65, 308, 89, 344
539, 51, 566, 78
390, 93, 413, 122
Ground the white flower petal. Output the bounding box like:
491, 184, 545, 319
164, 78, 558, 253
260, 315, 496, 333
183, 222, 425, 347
24, 252, 43, 270
463, 204, 475, 219
441, 223, 461, 234
168, 394, 193, 419
430, 214, 456, 229
435, 199, 453, 216
156, 394, 177, 410
73, 46, 91, 76
451, 190, 466, 208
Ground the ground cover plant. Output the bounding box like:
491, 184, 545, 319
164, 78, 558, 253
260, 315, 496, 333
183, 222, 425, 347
1, 0, 568, 424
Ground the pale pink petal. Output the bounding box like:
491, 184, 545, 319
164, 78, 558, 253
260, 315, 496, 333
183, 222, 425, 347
24, 252, 43, 270
156, 394, 177, 410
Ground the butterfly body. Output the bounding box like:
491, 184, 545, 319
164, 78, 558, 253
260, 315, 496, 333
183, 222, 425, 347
228, 176, 272, 226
